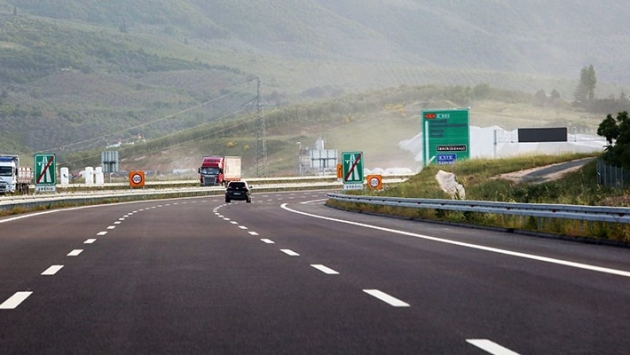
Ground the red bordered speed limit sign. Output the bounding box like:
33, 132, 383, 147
129, 171, 145, 188
366, 174, 382, 190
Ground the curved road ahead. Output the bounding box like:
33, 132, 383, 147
1, 190, 629, 354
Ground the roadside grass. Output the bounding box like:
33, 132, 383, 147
327, 152, 630, 244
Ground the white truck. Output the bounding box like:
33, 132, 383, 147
0, 155, 32, 194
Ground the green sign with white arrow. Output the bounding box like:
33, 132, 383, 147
422, 108, 470, 166
34, 153, 56, 192
342, 151, 364, 190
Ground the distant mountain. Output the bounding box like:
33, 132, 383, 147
8, 0, 628, 83
0, 0, 628, 154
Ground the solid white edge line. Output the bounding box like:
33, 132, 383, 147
0, 197, 208, 225
0, 291, 33, 309
466, 339, 521, 355
280, 249, 300, 256
280, 204, 630, 278
67, 249, 83, 256
311, 264, 339, 275
41, 265, 64, 275
363, 289, 410, 307
0, 210, 59, 224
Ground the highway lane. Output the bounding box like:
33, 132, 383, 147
0, 190, 629, 354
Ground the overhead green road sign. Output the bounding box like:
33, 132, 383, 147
342, 151, 364, 190
422, 108, 470, 166
34, 153, 56, 192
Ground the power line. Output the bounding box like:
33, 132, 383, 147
43, 82, 253, 152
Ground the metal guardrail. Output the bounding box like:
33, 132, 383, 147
0, 176, 411, 213
0, 182, 336, 212
0, 178, 396, 212
326, 193, 630, 224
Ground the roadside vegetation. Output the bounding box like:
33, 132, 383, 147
59, 83, 608, 176
327, 152, 630, 244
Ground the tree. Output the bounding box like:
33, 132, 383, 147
597, 111, 630, 168
573, 65, 597, 106
471, 83, 490, 100
119, 18, 128, 33
550, 89, 561, 102
534, 89, 547, 107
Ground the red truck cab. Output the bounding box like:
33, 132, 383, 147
198, 155, 242, 187
198, 156, 224, 186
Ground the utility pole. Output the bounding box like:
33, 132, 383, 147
254, 78, 267, 177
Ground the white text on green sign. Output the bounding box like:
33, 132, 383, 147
342, 151, 364, 185
34, 154, 56, 185
422, 109, 470, 166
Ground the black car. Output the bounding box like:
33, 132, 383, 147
225, 181, 252, 203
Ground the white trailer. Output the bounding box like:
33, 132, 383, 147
223, 156, 242, 184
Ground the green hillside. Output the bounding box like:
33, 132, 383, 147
0, 0, 628, 163
54, 85, 606, 178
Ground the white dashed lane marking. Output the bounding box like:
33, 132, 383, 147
0, 292, 32, 309
280, 249, 299, 256
67, 249, 83, 257
311, 264, 339, 275
107, 226, 116, 230
466, 339, 521, 355
84, 239, 96, 244
97, 231, 107, 236
238, 226, 248, 230
261, 239, 275, 244
363, 289, 410, 307
41, 265, 64, 276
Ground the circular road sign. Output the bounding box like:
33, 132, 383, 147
129, 171, 145, 188
367, 174, 382, 190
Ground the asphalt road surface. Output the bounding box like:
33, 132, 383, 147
1, 190, 629, 354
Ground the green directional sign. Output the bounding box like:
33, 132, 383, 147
342, 151, 364, 190
34, 153, 56, 192
422, 108, 470, 166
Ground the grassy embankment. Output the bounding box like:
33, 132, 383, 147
327, 153, 630, 244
